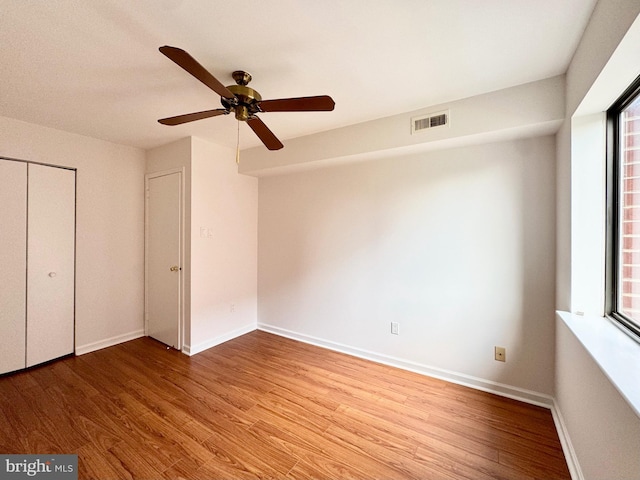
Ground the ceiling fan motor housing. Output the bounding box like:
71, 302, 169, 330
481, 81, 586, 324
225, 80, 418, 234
221, 71, 262, 122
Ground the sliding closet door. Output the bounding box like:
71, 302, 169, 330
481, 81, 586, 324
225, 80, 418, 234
26, 164, 76, 367
0, 160, 27, 374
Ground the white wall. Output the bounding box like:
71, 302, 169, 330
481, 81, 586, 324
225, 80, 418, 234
555, 2, 640, 479
259, 136, 556, 396
556, 320, 640, 479
566, 0, 640, 117
570, 113, 607, 316
146, 136, 258, 354
555, 119, 572, 312
0, 116, 146, 353
189, 137, 258, 353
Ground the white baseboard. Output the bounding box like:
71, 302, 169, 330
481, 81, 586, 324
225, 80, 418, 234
75, 329, 145, 356
258, 323, 554, 407
183, 323, 257, 356
550, 399, 584, 480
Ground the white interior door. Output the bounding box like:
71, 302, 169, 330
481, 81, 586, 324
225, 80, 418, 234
146, 171, 182, 349
26, 164, 76, 368
0, 160, 27, 374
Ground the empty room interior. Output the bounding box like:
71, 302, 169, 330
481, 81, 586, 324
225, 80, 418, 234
1, 1, 640, 479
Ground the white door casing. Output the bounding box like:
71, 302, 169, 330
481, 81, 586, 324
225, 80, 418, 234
145, 170, 183, 349
0, 160, 27, 374
26, 163, 76, 368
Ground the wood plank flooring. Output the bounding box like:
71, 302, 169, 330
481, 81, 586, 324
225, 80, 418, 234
0, 331, 571, 479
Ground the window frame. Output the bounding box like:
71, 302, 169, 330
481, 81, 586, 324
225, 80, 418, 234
606, 74, 640, 343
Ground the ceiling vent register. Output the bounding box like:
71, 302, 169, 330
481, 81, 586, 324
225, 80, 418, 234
411, 110, 449, 134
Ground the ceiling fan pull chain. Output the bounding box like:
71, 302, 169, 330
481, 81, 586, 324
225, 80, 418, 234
236, 120, 240, 164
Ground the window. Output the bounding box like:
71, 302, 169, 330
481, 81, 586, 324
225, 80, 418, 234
607, 74, 640, 341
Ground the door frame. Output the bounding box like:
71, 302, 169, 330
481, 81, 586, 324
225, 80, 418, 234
144, 168, 185, 350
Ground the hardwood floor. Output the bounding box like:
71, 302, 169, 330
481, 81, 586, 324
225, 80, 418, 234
0, 331, 570, 479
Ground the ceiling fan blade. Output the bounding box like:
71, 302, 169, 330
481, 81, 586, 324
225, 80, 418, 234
247, 116, 284, 150
259, 95, 335, 112
159, 46, 235, 99
158, 109, 228, 126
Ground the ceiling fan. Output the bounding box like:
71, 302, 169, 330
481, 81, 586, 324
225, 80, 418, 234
158, 46, 335, 151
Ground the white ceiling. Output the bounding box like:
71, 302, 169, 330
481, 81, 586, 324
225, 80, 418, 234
0, 0, 596, 151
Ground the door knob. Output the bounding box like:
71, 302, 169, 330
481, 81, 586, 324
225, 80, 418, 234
170, 266, 180, 272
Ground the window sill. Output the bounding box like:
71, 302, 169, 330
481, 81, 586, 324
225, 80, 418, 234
557, 311, 640, 418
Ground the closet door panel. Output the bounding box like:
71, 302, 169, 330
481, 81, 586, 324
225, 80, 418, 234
0, 160, 27, 374
26, 164, 75, 367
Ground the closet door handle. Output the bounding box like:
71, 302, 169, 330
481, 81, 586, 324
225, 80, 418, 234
170, 266, 180, 272
48, 272, 57, 278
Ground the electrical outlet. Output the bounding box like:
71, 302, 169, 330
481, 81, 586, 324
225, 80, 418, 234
495, 346, 506, 362
391, 322, 399, 335
230, 304, 235, 313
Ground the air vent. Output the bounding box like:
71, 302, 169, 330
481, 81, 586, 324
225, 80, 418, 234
411, 110, 449, 134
